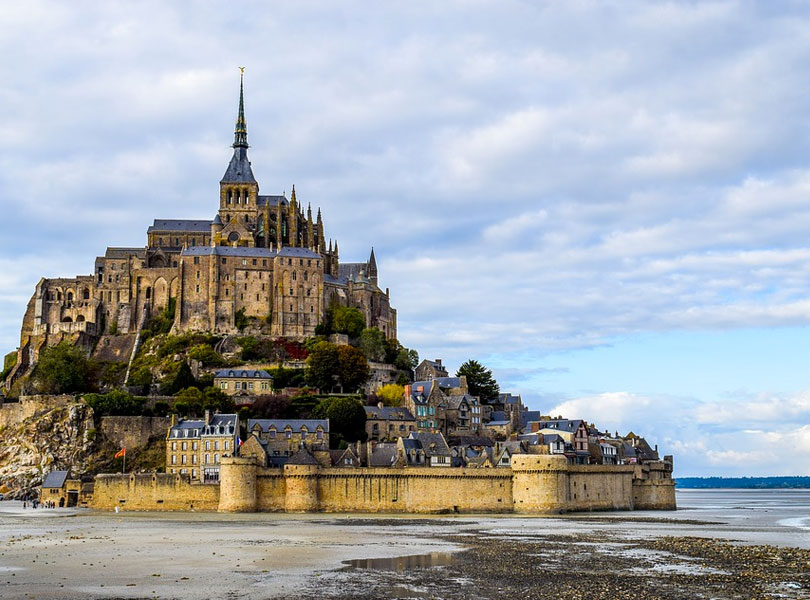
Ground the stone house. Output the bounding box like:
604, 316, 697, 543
364, 403, 416, 441
39, 471, 84, 507
405, 376, 470, 434
248, 418, 329, 457
445, 394, 482, 435
166, 412, 240, 482
415, 358, 448, 382
214, 369, 273, 397
405, 432, 452, 467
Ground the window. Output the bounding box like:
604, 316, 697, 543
286, 430, 292, 439
192, 442, 198, 451
196, 270, 200, 279
219, 382, 227, 390
196, 285, 200, 293
292, 271, 297, 281
252, 259, 257, 265
171, 455, 177, 465
205, 453, 210, 463
248, 382, 253, 390
181, 442, 187, 451
214, 454, 220, 464
317, 430, 323, 439
221, 258, 226, 264
214, 441, 219, 451
242, 259, 247, 266
205, 441, 210, 451
224, 441, 229, 450
181, 455, 187, 465
171, 441, 177, 450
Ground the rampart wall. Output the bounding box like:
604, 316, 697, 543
99, 416, 172, 451
91, 455, 675, 514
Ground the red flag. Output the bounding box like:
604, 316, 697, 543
114, 448, 126, 459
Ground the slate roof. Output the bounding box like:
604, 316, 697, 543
249, 418, 329, 433
401, 438, 422, 451
339, 262, 370, 282
148, 219, 213, 233
532, 419, 585, 434
287, 449, 319, 465
42, 471, 69, 489
221, 148, 257, 184
499, 393, 521, 405
368, 443, 399, 467
203, 414, 238, 436
104, 247, 147, 259
215, 369, 272, 379
432, 377, 463, 389
277, 247, 321, 258
447, 435, 494, 448
489, 411, 507, 422
256, 195, 288, 208
364, 406, 415, 421
409, 432, 451, 457
169, 419, 205, 438
519, 410, 543, 430
182, 246, 277, 257
542, 434, 565, 444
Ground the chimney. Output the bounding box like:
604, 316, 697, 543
377, 401, 384, 409
404, 384, 411, 397
204, 409, 210, 425
435, 359, 442, 366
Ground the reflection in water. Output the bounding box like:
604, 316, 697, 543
345, 552, 457, 571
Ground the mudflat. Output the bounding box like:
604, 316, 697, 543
1, 492, 808, 599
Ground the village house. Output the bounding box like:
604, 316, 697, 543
166, 411, 240, 483
528, 419, 590, 464
445, 394, 482, 435
364, 403, 417, 441
404, 432, 452, 467
414, 358, 449, 381
248, 418, 329, 456
405, 376, 470, 434
214, 369, 273, 397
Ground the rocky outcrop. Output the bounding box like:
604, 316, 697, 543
0, 400, 95, 498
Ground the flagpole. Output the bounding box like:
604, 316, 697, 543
123, 451, 126, 474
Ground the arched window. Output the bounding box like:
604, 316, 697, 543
292, 271, 297, 281
61, 316, 72, 323
145, 287, 151, 299
82, 288, 90, 300
236, 190, 241, 204
76, 315, 85, 322
67, 291, 73, 302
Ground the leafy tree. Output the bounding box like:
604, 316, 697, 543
456, 359, 500, 402
162, 361, 197, 396
331, 306, 365, 338
358, 328, 387, 362
267, 367, 306, 389
188, 344, 224, 367
171, 386, 233, 417
34, 342, 91, 394
313, 396, 367, 447
337, 345, 370, 392
94, 361, 127, 389
376, 383, 404, 406
289, 393, 320, 418
250, 394, 294, 419
84, 389, 145, 418
306, 341, 340, 391
0, 351, 17, 383
394, 348, 419, 372
234, 307, 249, 331
395, 371, 411, 386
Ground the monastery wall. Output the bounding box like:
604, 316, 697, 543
92, 455, 675, 513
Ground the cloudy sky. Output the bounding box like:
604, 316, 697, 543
3, 1, 810, 476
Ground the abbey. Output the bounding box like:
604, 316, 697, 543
16, 75, 396, 362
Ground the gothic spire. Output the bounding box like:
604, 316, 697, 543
233, 67, 248, 149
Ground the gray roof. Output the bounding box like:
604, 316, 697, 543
408, 432, 451, 457
520, 411, 543, 429
182, 246, 277, 257
287, 449, 320, 466
364, 406, 414, 421
531, 419, 585, 434
42, 471, 69, 489
169, 418, 205, 437
212, 214, 223, 225
277, 246, 321, 258
489, 411, 507, 422
542, 434, 565, 444
221, 148, 257, 184
323, 273, 348, 287
104, 247, 146, 259
204, 414, 238, 436
368, 444, 399, 467
499, 393, 521, 405
148, 219, 212, 233
215, 369, 272, 379
339, 262, 372, 283
257, 195, 288, 208
447, 435, 493, 448
249, 418, 329, 433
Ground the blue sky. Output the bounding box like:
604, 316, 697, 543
2, 1, 810, 476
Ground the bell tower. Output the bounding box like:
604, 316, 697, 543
217, 68, 259, 247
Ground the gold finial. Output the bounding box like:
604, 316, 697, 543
239, 66, 245, 75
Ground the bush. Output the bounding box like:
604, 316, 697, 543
34, 342, 91, 394
331, 306, 365, 338
188, 343, 225, 367
312, 396, 367, 447
84, 390, 146, 418
235, 308, 249, 331
376, 383, 405, 406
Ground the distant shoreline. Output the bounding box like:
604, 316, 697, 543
676, 476, 810, 489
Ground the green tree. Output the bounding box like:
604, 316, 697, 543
34, 342, 91, 394
337, 345, 370, 392
331, 306, 365, 338
306, 341, 340, 391
84, 389, 145, 418
162, 361, 197, 396
234, 307, 249, 331
456, 359, 500, 402
313, 396, 367, 447
358, 327, 387, 362
188, 343, 225, 367
376, 383, 404, 406
394, 348, 418, 372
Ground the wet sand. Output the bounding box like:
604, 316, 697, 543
0, 491, 808, 599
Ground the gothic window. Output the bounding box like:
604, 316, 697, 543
67, 291, 73, 303
292, 271, 297, 281
227, 191, 232, 204
82, 288, 90, 300
303, 272, 308, 281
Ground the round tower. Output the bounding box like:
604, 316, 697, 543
510, 454, 570, 514
283, 463, 320, 512
218, 456, 258, 512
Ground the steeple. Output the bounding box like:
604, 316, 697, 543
220, 68, 257, 184
233, 67, 248, 149
368, 247, 378, 286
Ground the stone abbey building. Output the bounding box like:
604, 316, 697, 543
12, 75, 396, 374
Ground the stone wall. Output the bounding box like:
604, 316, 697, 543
91, 454, 675, 514
93, 473, 219, 511
0, 395, 74, 430
99, 416, 171, 451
